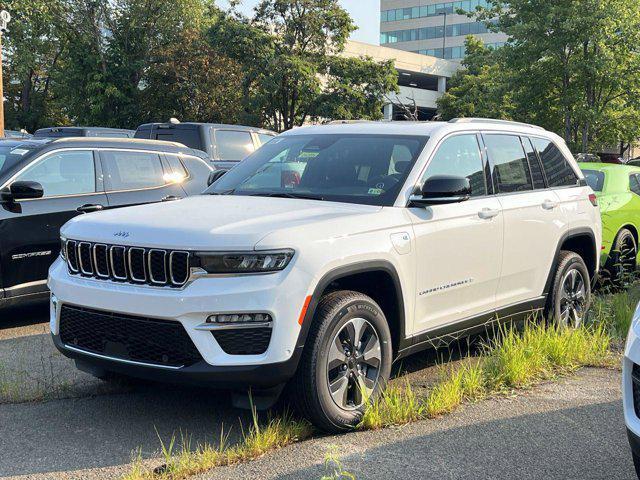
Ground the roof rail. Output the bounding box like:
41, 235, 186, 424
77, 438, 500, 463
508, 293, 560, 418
448, 118, 545, 130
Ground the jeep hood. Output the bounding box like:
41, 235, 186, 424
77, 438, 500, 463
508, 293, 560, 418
61, 195, 382, 250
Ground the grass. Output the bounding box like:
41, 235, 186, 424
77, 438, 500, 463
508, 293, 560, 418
360, 321, 613, 429
124, 285, 633, 480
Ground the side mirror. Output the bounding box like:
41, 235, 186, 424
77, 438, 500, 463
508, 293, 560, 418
0, 181, 44, 202
207, 169, 228, 187
409, 175, 471, 207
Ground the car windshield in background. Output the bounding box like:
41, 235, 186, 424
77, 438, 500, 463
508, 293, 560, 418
582, 169, 605, 192
206, 134, 428, 206
0, 144, 41, 178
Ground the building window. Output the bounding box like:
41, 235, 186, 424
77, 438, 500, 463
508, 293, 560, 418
380, 21, 496, 45
381, 0, 492, 22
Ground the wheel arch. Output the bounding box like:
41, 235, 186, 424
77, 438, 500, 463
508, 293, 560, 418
543, 228, 598, 295
296, 261, 406, 356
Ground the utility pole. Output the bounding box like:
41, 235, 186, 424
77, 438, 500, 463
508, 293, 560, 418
439, 11, 448, 59
0, 10, 11, 138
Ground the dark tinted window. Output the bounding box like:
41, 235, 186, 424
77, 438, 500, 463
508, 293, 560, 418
532, 138, 579, 187
15, 150, 96, 197
484, 134, 533, 193
423, 134, 486, 197
207, 134, 428, 206
630, 175, 640, 196
0, 144, 42, 177
102, 151, 166, 190
582, 169, 605, 192
215, 130, 255, 160
153, 128, 203, 151
522, 137, 546, 189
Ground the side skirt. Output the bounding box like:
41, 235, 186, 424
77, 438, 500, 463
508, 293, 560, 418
395, 296, 547, 361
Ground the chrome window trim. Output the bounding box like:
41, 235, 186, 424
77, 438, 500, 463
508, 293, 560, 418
78, 242, 94, 275
128, 247, 147, 283
109, 246, 128, 280
169, 251, 190, 286
93, 244, 110, 278
148, 249, 167, 285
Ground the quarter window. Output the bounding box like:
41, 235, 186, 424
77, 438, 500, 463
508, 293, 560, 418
101, 151, 166, 191
531, 138, 579, 187
423, 134, 486, 197
522, 137, 546, 189
582, 169, 605, 192
630, 175, 640, 196
14, 150, 96, 197
215, 130, 255, 161
484, 134, 533, 193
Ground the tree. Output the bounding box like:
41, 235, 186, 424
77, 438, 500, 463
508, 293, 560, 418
210, 0, 398, 131
437, 36, 514, 121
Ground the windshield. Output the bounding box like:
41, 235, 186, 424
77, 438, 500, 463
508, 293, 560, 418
0, 144, 41, 178
582, 169, 605, 192
206, 134, 428, 206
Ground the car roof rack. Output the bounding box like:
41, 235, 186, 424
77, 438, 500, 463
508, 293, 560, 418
448, 118, 545, 130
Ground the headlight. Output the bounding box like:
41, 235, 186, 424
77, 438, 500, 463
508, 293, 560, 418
60, 238, 67, 260
193, 249, 294, 274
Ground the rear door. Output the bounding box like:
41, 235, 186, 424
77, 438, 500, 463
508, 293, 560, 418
0, 149, 106, 294
484, 133, 566, 308
99, 149, 184, 208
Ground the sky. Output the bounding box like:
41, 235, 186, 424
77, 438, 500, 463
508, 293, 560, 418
217, 0, 380, 45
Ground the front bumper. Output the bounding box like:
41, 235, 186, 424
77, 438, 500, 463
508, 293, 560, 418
48, 257, 313, 386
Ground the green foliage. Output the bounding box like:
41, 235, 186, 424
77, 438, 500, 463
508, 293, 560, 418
439, 0, 640, 153
210, 0, 398, 131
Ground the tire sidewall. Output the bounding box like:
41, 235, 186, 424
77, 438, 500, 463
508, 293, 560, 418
612, 229, 637, 285
552, 254, 591, 325
314, 297, 392, 430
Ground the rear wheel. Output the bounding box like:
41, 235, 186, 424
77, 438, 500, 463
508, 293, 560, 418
546, 251, 591, 328
608, 228, 637, 287
291, 290, 392, 432
633, 452, 640, 478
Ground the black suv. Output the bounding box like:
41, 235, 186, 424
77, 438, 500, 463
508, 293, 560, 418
134, 122, 276, 169
0, 137, 212, 309
34, 127, 135, 139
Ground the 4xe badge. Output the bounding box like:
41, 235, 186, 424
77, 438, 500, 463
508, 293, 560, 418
113, 231, 130, 238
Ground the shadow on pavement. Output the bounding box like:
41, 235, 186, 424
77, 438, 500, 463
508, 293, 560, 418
0, 301, 49, 329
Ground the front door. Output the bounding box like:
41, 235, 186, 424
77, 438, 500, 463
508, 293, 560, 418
0, 149, 107, 295
408, 133, 503, 334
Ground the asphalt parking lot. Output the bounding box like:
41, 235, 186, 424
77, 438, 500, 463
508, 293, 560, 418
0, 304, 637, 480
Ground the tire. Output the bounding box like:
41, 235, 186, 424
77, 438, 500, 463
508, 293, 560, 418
607, 228, 637, 288
291, 290, 393, 432
545, 251, 591, 328
633, 452, 640, 479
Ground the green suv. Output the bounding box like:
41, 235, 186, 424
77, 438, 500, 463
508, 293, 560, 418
580, 163, 640, 284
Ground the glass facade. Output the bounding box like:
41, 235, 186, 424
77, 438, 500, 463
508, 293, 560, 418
381, 0, 492, 23
414, 42, 505, 60
380, 20, 496, 44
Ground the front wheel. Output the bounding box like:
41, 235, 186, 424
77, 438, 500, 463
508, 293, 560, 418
291, 290, 392, 432
546, 251, 591, 328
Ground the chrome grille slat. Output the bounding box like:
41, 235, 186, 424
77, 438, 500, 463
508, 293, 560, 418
64, 239, 188, 288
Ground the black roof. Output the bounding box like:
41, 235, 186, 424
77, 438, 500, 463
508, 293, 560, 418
33, 126, 135, 137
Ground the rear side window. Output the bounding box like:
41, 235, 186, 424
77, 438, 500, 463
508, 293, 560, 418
582, 170, 605, 192
101, 151, 166, 190
154, 128, 203, 150
522, 137, 546, 189
532, 138, 579, 187
484, 134, 533, 193
257, 133, 275, 146
630, 174, 640, 196
215, 130, 255, 161
423, 134, 487, 197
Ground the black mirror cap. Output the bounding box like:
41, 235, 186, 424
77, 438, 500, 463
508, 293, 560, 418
207, 169, 228, 187
1, 181, 44, 201
411, 175, 471, 206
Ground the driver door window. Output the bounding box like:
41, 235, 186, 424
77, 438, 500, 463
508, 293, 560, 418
15, 150, 96, 198
422, 134, 487, 197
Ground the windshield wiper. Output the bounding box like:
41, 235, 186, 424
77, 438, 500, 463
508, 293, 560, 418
250, 192, 325, 201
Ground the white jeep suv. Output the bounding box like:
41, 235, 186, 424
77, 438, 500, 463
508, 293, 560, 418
48, 119, 600, 431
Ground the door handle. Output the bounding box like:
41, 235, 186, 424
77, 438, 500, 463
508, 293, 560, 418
478, 208, 500, 220
542, 200, 558, 210
76, 204, 104, 213
161, 195, 181, 202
